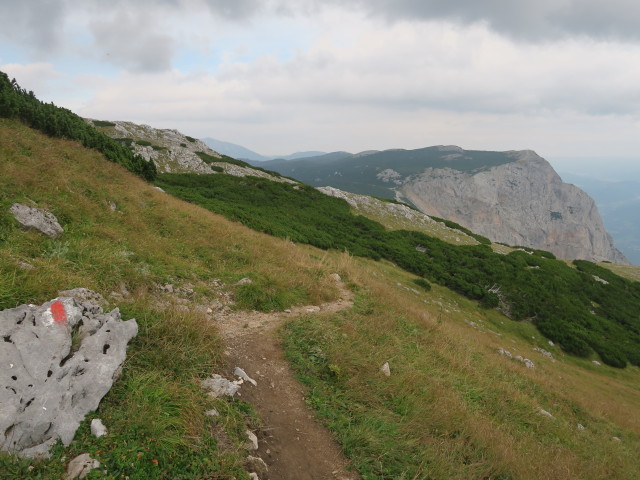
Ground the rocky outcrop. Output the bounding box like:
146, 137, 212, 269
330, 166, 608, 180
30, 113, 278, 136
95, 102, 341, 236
87, 119, 296, 184
9, 203, 63, 238
398, 151, 628, 264
87, 119, 218, 174
317, 186, 478, 246
0, 294, 137, 458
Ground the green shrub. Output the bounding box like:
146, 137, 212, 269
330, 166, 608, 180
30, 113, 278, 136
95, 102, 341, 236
92, 120, 116, 127
412, 278, 432, 291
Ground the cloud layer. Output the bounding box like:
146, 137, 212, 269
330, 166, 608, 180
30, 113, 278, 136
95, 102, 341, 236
1, 0, 639, 157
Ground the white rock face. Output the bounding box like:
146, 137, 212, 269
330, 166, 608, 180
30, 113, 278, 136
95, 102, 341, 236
398, 151, 628, 263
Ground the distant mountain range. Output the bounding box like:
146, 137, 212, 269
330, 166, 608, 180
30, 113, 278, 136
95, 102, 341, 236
247, 146, 628, 264
202, 137, 325, 162
203, 137, 638, 265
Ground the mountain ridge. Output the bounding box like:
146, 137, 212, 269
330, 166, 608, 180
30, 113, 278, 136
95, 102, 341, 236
202, 136, 325, 161
259, 147, 628, 264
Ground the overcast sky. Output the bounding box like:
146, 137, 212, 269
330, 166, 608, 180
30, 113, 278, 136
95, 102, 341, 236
1, 0, 640, 162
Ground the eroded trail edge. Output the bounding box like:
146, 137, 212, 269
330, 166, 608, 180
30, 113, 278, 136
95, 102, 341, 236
214, 276, 358, 480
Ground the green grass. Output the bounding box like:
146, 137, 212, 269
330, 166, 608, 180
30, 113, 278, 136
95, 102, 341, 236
282, 258, 640, 479
0, 118, 339, 478
156, 172, 640, 368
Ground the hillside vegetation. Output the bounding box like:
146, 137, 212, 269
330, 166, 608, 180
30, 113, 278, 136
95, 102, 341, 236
0, 72, 156, 181
0, 119, 338, 479
1, 120, 639, 479
157, 173, 640, 369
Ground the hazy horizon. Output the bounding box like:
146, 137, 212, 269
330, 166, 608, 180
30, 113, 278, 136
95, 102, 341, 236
2, 1, 640, 162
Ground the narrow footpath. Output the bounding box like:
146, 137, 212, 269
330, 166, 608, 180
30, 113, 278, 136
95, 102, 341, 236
214, 276, 359, 480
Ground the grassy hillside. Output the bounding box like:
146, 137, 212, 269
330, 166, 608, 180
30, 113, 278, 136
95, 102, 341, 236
1, 119, 639, 479
157, 173, 640, 369
0, 119, 339, 479
283, 257, 640, 479
0, 72, 156, 181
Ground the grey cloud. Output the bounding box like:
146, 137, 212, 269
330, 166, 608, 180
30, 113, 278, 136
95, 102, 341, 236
201, 0, 264, 19
0, 0, 67, 57
89, 12, 174, 73
339, 0, 640, 42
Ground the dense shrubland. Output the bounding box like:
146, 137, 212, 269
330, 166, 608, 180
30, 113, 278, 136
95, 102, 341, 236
157, 172, 640, 368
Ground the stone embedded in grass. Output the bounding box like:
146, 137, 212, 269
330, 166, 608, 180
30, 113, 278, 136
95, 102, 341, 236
539, 409, 554, 419
533, 347, 553, 359
64, 453, 100, 480
380, 362, 391, 376
329, 273, 342, 282
236, 277, 253, 286
246, 429, 259, 450
0, 294, 137, 458
90, 419, 107, 438
245, 455, 268, 478
9, 203, 64, 238
201, 374, 241, 398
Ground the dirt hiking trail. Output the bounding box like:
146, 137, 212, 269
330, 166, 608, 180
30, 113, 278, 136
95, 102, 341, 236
215, 275, 359, 480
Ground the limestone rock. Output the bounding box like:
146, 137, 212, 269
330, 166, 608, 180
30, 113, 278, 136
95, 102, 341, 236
87, 118, 296, 184
58, 288, 105, 306
90, 419, 107, 438
380, 362, 391, 377
398, 151, 628, 263
64, 453, 100, 480
9, 203, 63, 238
234, 367, 257, 386
246, 429, 259, 450
201, 374, 241, 398
0, 295, 138, 458
245, 455, 269, 478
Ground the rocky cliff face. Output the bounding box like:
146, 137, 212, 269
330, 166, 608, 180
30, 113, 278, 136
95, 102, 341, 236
398, 150, 628, 264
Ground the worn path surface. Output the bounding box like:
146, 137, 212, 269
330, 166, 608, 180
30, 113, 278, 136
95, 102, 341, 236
214, 277, 359, 480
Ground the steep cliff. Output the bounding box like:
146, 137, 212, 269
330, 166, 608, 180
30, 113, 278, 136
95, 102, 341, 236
398, 150, 628, 263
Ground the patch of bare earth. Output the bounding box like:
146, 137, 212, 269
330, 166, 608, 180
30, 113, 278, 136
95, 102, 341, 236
215, 277, 359, 480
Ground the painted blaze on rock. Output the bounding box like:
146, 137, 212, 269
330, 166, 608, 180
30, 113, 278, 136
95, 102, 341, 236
0, 293, 138, 458
50, 300, 69, 326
